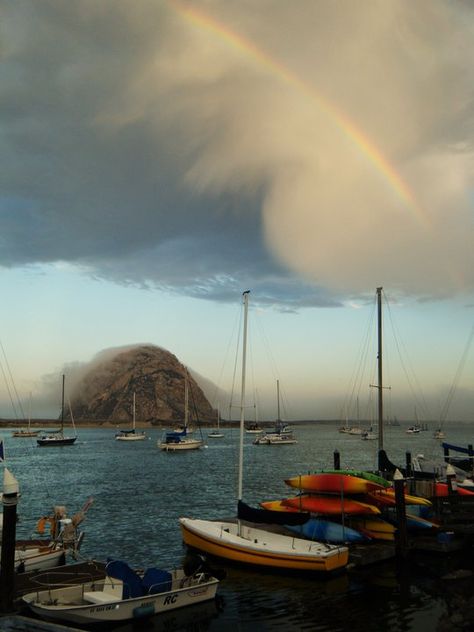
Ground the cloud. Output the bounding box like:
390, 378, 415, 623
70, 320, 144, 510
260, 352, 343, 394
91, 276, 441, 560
1, 0, 473, 307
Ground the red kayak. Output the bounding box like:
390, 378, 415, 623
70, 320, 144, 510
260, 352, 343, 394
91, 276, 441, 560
282, 495, 380, 515
434, 482, 474, 497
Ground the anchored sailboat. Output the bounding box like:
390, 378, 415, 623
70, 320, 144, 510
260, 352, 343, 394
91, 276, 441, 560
37, 375, 77, 447
159, 371, 204, 451
208, 406, 224, 439
115, 393, 146, 441
180, 291, 349, 572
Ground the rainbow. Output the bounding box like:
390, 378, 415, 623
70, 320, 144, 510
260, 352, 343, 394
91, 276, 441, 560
170, 1, 428, 228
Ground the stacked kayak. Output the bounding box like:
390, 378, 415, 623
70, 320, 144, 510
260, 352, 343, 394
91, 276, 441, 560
261, 471, 390, 544
261, 470, 439, 543
282, 494, 380, 515
367, 488, 433, 508
346, 517, 396, 541
285, 472, 386, 495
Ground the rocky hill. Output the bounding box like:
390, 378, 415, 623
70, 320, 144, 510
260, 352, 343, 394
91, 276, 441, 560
67, 345, 216, 425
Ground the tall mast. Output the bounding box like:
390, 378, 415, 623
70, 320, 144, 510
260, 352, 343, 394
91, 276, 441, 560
276, 379, 281, 422
184, 372, 189, 430
376, 287, 384, 450
132, 392, 136, 430
61, 374, 65, 434
238, 291, 250, 501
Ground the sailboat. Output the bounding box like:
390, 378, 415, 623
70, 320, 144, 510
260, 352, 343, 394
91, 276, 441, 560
208, 407, 224, 439
254, 380, 297, 445
180, 291, 349, 572
158, 371, 204, 451
12, 393, 40, 437
115, 393, 146, 441
37, 375, 77, 447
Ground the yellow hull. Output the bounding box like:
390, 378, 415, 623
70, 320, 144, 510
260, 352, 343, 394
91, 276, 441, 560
180, 522, 349, 573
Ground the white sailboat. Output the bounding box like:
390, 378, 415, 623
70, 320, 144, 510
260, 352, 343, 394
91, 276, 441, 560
208, 406, 224, 439
115, 393, 146, 441
254, 380, 297, 445
159, 372, 204, 451
180, 291, 349, 573
12, 393, 40, 438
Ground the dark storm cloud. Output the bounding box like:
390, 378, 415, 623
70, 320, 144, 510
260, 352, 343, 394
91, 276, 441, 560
1, 1, 473, 307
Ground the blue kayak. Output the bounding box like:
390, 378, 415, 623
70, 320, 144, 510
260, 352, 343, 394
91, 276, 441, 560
285, 518, 370, 543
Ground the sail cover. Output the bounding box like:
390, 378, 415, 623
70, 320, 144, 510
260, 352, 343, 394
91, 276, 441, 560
237, 500, 310, 526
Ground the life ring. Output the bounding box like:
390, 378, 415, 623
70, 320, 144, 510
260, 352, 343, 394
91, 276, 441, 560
36, 516, 54, 536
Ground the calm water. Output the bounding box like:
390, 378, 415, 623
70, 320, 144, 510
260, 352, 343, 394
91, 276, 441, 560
5, 421, 474, 631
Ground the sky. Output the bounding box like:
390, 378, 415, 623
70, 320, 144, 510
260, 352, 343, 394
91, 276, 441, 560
0, 0, 473, 422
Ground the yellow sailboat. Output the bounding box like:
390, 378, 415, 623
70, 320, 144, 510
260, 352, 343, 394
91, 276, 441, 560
180, 291, 349, 573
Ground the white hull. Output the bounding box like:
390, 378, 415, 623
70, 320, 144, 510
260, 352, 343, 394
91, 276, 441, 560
254, 433, 297, 445
208, 432, 224, 438
23, 569, 218, 625
14, 546, 66, 573
159, 439, 203, 451
116, 434, 146, 441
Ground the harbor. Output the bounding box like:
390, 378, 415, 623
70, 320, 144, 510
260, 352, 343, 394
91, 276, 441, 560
1, 421, 473, 631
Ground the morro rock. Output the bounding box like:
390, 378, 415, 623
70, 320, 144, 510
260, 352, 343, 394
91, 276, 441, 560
67, 345, 216, 425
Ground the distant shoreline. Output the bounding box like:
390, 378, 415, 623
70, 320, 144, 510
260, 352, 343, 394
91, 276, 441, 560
0, 419, 337, 429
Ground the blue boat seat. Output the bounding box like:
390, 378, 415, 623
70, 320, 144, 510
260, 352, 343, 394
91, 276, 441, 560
142, 568, 173, 594
106, 560, 145, 599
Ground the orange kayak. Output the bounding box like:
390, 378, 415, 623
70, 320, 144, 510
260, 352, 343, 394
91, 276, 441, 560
367, 489, 432, 507
282, 495, 380, 515
285, 473, 385, 494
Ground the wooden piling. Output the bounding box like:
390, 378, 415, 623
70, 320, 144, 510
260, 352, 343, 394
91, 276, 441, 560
333, 450, 340, 470
393, 469, 408, 560
0, 469, 20, 613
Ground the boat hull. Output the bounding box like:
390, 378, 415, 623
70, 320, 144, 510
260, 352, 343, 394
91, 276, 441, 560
14, 546, 66, 573
23, 573, 219, 625
37, 437, 77, 446
180, 518, 349, 572
115, 434, 146, 441
159, 439, 203, 451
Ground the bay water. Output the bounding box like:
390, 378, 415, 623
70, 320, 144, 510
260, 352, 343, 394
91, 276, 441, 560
6, 421, 473, 631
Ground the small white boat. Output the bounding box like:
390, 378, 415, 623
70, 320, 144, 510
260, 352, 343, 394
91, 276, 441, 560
22, 559, 220, 625
4, 498, 92, 573
254, 431, 297, 445
361, 427, 377, 441
208, 407, 224, 439
406, 425, 421, 434
115, 393, 146, 441
158, 372, 204, 451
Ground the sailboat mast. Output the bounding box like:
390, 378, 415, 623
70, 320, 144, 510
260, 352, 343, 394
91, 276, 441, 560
61, 374, 65, 433
238, 291, 250, 501
276, 379, 281, 422
376, 287, 384, 450
184, 372, 189, 430
132, 392, 136, 430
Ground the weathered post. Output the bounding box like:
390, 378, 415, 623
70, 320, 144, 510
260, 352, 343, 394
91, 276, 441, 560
405, 452, 412, 478
393, 469, 408, 560
0, 468, 20, 613
333, 450, 340, 470
446, 463, 458, 515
